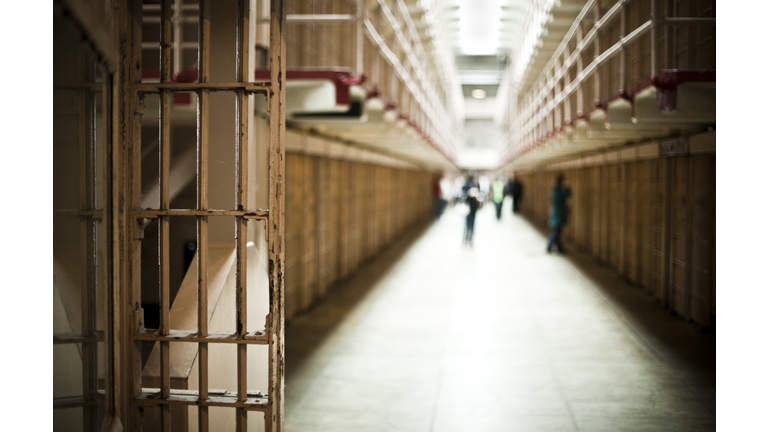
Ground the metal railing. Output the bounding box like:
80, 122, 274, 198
496, 0, 715, 164
280, 0, 462, 163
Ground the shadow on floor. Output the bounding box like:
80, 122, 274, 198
522, 213, 716, 389
285, 222, 432, 407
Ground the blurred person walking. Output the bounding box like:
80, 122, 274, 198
508, 176, 523, 214
491, 176, 506, 220
463, 187, 481, 247
432, 173, 447, 220
546, 174, 571, 253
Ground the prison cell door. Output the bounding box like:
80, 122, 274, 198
127, 1, 286, 431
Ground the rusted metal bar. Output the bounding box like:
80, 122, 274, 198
268, 1, 287, 431
143, 3, 198, 12
159, 2, 172, 431
136, 389, 269, 410
53, 209, 105, 218
54, 331, 105, 344
135, 209, 269, 218
142, 41, 199, 50
80, 50, 100, 432
197, 1, 211, 430
135, 82, 270, 93
135, 329, 268, 343
54, 396, 102, 409
235, 4, 250, 432
120, 0, 145, 428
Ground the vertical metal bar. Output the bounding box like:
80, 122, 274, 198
79, 59, 97, 432
159, 1, 172, 431
197, 1, 211, 431
564, 45, 572, 123
173, 0, 183, 75
576, 24, 584, 116
119, 1, 145, 429
651, 0, 658, 77
100, 67, 115, 421
620, 0, 627, 95
269, 1, 287, 431
235, 1, 250, 431
356, 0, 364, 76
593, 2, 602, 107
87, 71, 101, 432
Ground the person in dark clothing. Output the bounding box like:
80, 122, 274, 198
432, 174, 446, 219
464, 187, 480, 246
546, 174, 571, 253
507, 176, 523, 214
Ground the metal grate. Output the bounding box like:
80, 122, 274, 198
53, 6, 113, 430
131, 1, 286, 431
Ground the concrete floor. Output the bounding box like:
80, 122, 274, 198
284, 200, 716, 431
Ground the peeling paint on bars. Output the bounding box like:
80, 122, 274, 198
128, 1, 287, 430
159, 3, 173, 432
235, 2, 250, 431
269, 1, 287, 431
197, 0, 211, 430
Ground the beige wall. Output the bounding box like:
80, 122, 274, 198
284, 150, 434, 320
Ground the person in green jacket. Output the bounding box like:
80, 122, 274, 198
491, 177, 506, 220
546, 174, 571, 253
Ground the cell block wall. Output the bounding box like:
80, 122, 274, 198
515, 149, 715, 328
284, 152, 432, 320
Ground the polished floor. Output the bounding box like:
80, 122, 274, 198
284, 200, 716, 431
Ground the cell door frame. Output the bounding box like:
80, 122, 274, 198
115, 1, 287, 431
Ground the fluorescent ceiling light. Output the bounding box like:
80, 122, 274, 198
458, 0, 501, 55
471, 89, 487, 99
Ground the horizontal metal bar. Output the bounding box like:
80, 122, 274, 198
54, 331, 105, 344
136, 389, 268, 410
142, 41, 200, 50
135, 329, 268, 344
143, 16, 200, 24
286, 14, 356, 23
136, 82, 270, 94
660, 17, 715, 26
257, 14, 356, 23
53, 209, 105, 219
143, 4, 199, 11
53, 83, 104, 91
53, 396, 99, 409
135, 209, 269, 219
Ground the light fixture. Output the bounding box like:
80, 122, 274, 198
471, 89, 486, 99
